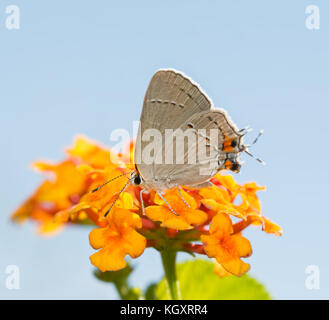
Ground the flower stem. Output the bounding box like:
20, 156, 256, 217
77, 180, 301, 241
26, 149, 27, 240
160, 249, 181, 300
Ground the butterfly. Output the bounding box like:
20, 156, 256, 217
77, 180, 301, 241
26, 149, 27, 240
94, 69, 263, 216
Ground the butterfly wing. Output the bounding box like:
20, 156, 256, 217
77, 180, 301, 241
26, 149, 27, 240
135, 69, 212, 182
154, 109, 244, 187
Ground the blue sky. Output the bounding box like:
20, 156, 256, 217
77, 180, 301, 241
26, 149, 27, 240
1, 0, 328, 299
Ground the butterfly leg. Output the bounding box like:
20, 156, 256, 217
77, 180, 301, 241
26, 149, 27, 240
158, 192, 179, 216
140, 188, 146, 215
176, 185, 190, 208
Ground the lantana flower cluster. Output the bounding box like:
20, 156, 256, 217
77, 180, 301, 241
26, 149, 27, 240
12, 136, 282, 277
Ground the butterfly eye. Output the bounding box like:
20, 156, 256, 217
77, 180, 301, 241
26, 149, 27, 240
134, 175, 142, 185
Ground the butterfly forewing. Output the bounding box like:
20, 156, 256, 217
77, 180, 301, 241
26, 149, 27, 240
139, 69, 211, 130
134, 69, 243, 190
135, 69, 212, 183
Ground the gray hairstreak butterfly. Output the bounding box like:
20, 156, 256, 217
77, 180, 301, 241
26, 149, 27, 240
93, 69, 264, 216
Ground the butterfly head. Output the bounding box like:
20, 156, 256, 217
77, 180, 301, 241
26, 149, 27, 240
130, 171, 144, 186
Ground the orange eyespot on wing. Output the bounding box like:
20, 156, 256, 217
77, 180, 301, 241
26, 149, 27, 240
222, 135, 237, 152
224, 160, 233, 170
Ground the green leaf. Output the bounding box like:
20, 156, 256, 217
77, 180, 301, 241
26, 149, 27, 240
94, 265, 142, 300
154, 259, 271, 300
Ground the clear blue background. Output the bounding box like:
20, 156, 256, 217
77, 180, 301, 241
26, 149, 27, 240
1, 0, 328, 299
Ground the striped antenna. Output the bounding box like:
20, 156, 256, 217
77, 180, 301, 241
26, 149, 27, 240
243, 130, 265, 165
103, 179, 131, 218
91, 171, 131, 193
244, 149, 266, 165
251, 129, 264, 146
244, 130, 264, 147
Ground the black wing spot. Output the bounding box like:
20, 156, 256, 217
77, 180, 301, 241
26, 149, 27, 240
231, 140, 238, 147
231, 162, 241, 172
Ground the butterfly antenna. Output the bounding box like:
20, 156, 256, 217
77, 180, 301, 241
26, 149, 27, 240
244, 129, 264, 148
103, 179, 131, 218
251, 129, 264, 146
242, 130, 265, 165
91, 172, 131, 193
244, 149, 266, 165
